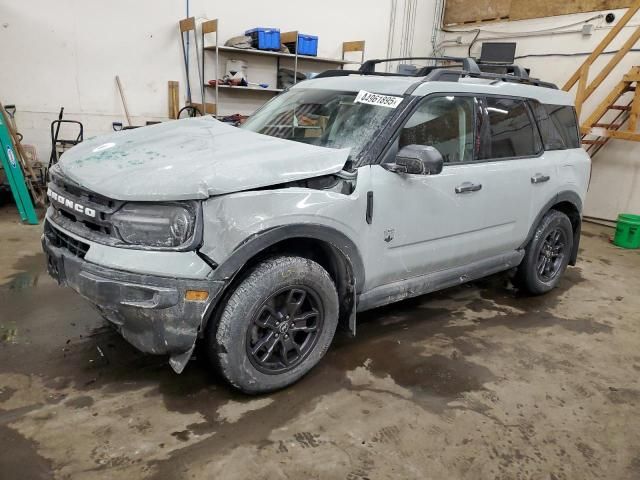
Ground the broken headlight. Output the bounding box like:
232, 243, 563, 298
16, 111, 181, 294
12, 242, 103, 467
111, 203, 197, 248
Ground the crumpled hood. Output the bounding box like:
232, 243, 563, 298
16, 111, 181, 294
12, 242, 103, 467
57, 117, 350, 201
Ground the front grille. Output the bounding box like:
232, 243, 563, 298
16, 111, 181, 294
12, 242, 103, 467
45, 221, 90, 259
48, 171, 122, 241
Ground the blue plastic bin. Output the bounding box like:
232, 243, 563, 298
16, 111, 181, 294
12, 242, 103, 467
296, 34, 318, 56
245, 28, 281, 51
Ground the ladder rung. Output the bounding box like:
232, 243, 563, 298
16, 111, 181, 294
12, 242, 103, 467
610, 105, 632, 111
582, 139, 607, 145
593, 123, 623, 129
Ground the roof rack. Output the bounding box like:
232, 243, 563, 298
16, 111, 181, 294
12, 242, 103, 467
313, 56, 558, 90
359, 56, 481, 74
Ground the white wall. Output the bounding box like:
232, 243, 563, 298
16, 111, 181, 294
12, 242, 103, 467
438, 8, 640, 220
15, 2, 633, 219
1, 0, 435, 160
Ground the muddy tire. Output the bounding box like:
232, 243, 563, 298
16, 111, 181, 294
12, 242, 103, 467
515, 210, 574, 295
208, 256, 339, 394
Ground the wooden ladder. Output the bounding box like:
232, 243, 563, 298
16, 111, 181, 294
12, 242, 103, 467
562, 0, 640, 156
581, 67, 640, 156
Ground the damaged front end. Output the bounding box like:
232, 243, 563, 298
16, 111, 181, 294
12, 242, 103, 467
42, 219, 223, 373
42, 116, 360, 372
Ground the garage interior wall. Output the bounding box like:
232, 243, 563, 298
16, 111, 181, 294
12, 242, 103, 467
3, 1, 637, 221
438, 8, 640, 221
0, 0, 435, 159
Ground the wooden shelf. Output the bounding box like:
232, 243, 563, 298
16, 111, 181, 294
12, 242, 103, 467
205, 84, 283, 94
205, 45, 356, 65
199, 19, 365, 116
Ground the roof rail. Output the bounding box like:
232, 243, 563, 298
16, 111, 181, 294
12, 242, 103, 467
359, 56, 481, 75
424, 69, 557, 89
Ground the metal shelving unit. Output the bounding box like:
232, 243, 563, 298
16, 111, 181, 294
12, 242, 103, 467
200, 19, 364, 116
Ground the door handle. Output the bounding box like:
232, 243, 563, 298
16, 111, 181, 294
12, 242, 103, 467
531, 173, 550, 184
455, 182, 482, 194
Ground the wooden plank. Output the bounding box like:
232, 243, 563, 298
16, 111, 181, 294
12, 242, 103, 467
201, 19, 218, 35
168, 81, 179, 119
342, 41, 365, 53
445, 0, 633, 25
444, 0, 510, 26
563, 1, 640, 91
628, 84, 640, 131
575, 64, 589, 118
511, 0, 633, 21
179, 17, 195, 33
115, 75, 132, 126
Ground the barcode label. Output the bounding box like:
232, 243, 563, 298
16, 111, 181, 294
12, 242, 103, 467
354, 90, 403, 109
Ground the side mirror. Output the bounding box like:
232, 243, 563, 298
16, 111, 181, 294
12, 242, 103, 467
385, 145, 444, 175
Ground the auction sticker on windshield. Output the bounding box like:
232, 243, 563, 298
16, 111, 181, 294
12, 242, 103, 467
354, 90, 403, 108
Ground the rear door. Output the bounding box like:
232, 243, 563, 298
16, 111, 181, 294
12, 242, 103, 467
528, 101, 585, 218
476, 96, 546, 248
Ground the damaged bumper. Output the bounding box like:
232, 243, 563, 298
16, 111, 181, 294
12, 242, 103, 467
42, 221, 224, 373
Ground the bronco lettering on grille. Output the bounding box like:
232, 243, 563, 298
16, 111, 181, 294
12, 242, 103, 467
47, 188, 96, 218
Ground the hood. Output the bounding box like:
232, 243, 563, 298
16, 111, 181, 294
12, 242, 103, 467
57, 117, 350, 201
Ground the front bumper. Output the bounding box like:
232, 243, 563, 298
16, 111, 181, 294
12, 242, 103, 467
42, 224, 225, 372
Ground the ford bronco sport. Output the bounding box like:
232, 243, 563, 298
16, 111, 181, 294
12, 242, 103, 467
42, 57, 590, 393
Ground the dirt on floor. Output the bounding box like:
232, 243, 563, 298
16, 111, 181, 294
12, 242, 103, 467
0, 204, 639, 480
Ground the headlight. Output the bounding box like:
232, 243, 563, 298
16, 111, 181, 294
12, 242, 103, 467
112, 203, 197, 248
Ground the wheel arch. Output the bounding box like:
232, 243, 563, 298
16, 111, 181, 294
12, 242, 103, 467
203, 224, 365, 335
523, 191, 583, 266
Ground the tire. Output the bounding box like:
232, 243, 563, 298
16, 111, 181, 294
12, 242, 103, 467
515, 210, 574, 295
208, 256, 339, 394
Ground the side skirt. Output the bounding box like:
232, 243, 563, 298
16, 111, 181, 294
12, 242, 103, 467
356, 250, 525, 312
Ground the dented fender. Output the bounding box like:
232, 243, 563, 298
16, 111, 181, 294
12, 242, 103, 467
200, 186, 369, 276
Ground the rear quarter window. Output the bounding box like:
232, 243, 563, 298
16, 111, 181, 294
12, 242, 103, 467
530, 101, 580, 150
479, 97, 541, 159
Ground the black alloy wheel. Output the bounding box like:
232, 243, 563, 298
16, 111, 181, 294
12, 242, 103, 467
514, 209, 574, 295
536, 228, 567, 282
209, 255, 339, 393
246, 286, 323, 374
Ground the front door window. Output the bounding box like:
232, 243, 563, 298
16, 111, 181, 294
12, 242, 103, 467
399, 95, 477, 164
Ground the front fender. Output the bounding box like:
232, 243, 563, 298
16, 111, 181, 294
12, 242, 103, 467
199, 187, 368, 288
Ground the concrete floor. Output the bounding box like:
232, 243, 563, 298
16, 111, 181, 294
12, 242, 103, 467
1, 203, 639, 480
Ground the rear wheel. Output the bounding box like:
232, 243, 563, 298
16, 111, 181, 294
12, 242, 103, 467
208, 256, 339, 394
515, 210, 573, 295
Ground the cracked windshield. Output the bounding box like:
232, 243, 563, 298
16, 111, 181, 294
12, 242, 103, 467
241, 88, 400, 161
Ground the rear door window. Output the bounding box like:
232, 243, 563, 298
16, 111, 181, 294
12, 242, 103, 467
479, 97, 541, 160
531, 103, 580, 150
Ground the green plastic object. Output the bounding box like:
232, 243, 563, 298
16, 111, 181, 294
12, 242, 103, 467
613, 213, 640, 249
0, 113, 39, 225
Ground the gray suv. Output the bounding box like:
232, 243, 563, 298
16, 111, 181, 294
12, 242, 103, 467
42, 57, 590, 393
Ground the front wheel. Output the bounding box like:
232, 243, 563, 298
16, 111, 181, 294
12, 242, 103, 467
515, 210, 574, 295
208, 256, 339, 394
